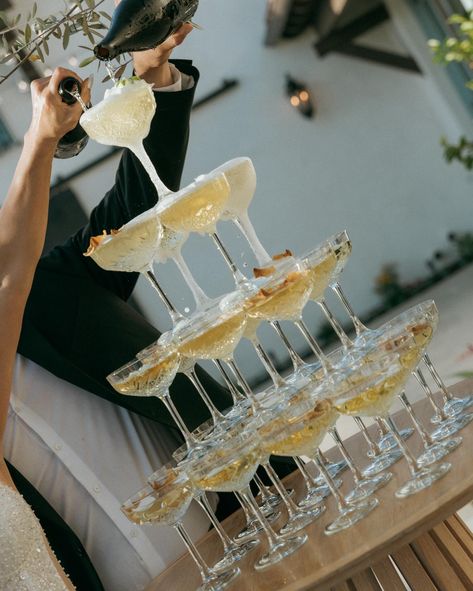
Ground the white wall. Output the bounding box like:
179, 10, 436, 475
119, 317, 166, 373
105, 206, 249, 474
1, 0, 472, 383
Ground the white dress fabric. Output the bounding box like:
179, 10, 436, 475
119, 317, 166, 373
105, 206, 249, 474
0, 484, 72, 590
4, 355, 215, 591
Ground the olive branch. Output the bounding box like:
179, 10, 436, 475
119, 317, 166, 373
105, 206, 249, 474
0, 0, 127, 86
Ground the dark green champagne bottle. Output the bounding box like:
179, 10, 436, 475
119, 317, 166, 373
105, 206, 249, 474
55, 77, 89, 159
94, 0, 199, 61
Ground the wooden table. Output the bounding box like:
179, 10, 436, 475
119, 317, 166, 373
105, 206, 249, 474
146, 380, 473, 591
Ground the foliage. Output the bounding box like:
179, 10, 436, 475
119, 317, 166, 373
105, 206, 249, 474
449, 231, 473, 262
0, 1, 127, 86
429, 11, 473, 170
374, 263, 408, 308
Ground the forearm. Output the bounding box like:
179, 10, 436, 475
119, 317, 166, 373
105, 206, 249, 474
0, 134, 55, 287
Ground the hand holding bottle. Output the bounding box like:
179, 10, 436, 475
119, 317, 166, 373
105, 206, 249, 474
131, 23, 193, 88
27, 67, 91, 150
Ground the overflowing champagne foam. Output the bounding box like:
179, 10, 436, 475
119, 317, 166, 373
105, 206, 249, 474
80, 78, 156, 148
84, 208, 162, 272
80, 78, 170, 195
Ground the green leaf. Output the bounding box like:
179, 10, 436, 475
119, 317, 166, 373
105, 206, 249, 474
449, 14, 466, 24
0, 52, 13, 64
99, 11, 111, 21
79, 54, 96, 67
114, 63, 127, 80
43, 37, 49, 55
32, 3, 37, 18
63, 24, 70, 49
35, 43, 44, 62
24, 22, 31, 43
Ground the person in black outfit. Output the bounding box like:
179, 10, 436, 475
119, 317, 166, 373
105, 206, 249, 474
8, 22, 295, 591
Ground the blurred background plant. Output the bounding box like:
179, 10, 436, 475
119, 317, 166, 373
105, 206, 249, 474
429, 10, 473, 170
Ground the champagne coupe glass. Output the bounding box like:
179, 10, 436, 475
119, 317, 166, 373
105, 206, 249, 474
371, 301, 472, 442
333, 344, 451, 498
80, 77, 172, 197
337, 288, 473, 427
259, 389, 378, 535
303, 231, 354, 351
174, 293, 261, 414
214, 157, 271, 267
107, 350, 201, 449
122, 471, 240, 590
243, 257, 315, 398
154, 172, 231, 310
148, 466, 259, 571
184, 427, 308, 571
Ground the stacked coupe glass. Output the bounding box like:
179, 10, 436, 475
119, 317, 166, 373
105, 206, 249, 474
79, 78, 473, 591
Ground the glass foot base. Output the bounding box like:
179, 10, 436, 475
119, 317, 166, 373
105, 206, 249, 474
417, 437, 462, 468
395, 462, 451, 498
345, 472, 392, 504
444, 395, 473, 417
378, 428, 414, 452
279, 504, 326, 536
362, 449, 402, 477
325, 497, 379, 535
298, 483, 331, 509
254, 534, 307, 571
197, 567, 241, 591
213, 539, 260, 571
233, 510, 280, 544
431, 413, 473, 440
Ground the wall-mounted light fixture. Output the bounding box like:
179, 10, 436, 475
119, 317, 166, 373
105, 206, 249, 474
285, 74, 315, 118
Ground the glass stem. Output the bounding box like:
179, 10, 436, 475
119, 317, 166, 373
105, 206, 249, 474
237, 487, 281, 546
173, 251, 210, 309
174, 522, 215, 582
294, 320, 331, 372
318, 298, 353, 349
251, 338, 286, 388
329, 427, 363, 483
313, 449, 348, 513
376, 418, 389, 436
318, 449, 330, 465
353, 417, 382, 457
294, 457, 320, 493
233, 211, 271, 266
185, 369, 226, 423
422, 354, 452, 403
144, 269, 184, 325
213, 360, 246, 405
130, 142, 171, 196
331, 282, 368, 336
211, 232, 248, 286
196, 493, 233, 550
159, 392, 197, 445
270, 321, 306, 371
262, 462, 299, 517
379, 415, 421, 477
226, 358, 261, 410
253, 473, 274, 503
414, 369, 448, 422
398, 391, 433, 447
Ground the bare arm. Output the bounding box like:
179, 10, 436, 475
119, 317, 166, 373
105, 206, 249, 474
0, 67, 90, 450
